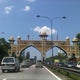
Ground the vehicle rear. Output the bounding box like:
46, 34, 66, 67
35, 60, 43, 68
21, 60, 32, 68
1, 57, 20, 72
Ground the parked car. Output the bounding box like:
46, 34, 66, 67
58, 62, 65, 67
1, 57, 20, 72
35, 60, 43, 68
76, 61, 80, 69
65, 62, 76, 68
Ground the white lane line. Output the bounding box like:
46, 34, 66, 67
44, 66, 62, 80
3, 78, 7, 80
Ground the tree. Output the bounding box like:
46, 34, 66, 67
69, 53, 77, 62
0, 38, 10, 62
76, 33, 80, 40
12, 52, 17, 58
76, 33, 80, 46
76, 33, 80, 60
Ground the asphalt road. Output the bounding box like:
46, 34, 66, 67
0, 65, 62, 80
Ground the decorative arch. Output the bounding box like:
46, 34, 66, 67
19, 44, 41, 56
53, 45, 67, 56
45, 45, 67, 56
8, 36, 79, 61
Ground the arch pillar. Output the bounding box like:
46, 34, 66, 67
41, 52, 46, 62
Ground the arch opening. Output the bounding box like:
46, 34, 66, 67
46, 46, 67, 63
19, 45, 42, 61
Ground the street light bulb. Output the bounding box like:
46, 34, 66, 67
36, 15, 40, 17
62, 16, 66, 19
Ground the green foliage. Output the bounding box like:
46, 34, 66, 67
76, 33, 80, 49
12, 52, 17, 58
76, 33, 80, 40
45, 52, 67, 63
68, 53, 77, 62
18, 56, 23, 63
0, 38, 10, 62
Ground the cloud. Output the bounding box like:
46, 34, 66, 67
27, 0, 36, 2
23, 5, 31, 12
4, 6, 14, 14
34, 26, 57, 35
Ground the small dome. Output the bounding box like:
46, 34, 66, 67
17, 36, 21, 39
41, 31, 47, 35
9, 36, 14, 40
72, 37, 78, 42
66, 36, 69, 39
39, 31, 48, 38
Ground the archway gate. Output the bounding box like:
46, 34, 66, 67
8, 36, 79, 60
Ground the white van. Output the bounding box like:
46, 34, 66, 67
1, 57, 20, 72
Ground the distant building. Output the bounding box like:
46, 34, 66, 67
26, 51, 30, 59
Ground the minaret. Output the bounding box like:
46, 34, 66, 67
8, 36, 15, 56
66, 36, 70, 45
17, 36, 21, 44
72, 37, 78, 46
39, 31, 48, 61
9, 36, 15, 44
39, 31, 48, 40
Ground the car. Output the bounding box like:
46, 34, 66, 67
21, 61, 27, 68
35, 60, 43, 68
65, 62, 76, 68
76, 61, 80, 69
58, 62, 65, 67
1, 57, 20, 72
21, 60, 32, 68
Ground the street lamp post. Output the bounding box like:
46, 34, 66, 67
36, 15, 66, 59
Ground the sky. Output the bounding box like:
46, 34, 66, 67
0, 0, 80, 59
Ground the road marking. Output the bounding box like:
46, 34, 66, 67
3, 78, 7, 80
44, 66, 62, 80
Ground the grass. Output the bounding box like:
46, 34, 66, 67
68, 73, 80, 80
47, 66, 72, 80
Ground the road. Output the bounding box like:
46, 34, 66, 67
0, 65, 62, 80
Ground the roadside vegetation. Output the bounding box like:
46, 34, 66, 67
0, 38, 10, 63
